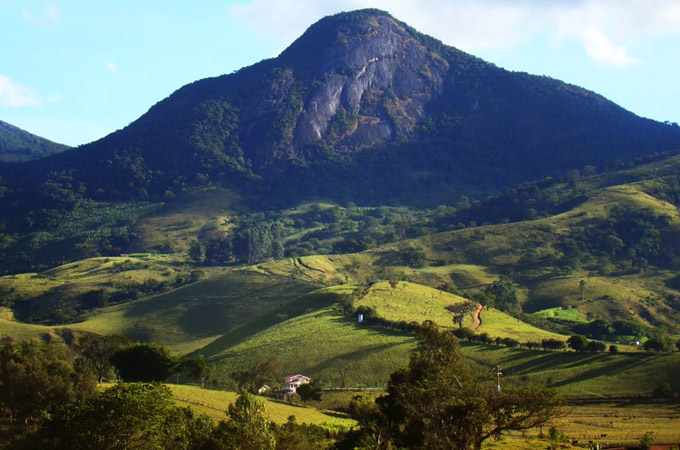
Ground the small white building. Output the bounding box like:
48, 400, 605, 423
281, 374, 310, 394
257, 384, 271, 395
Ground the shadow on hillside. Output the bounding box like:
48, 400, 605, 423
502, 353, 603, 375
551, 354, 657, 388
193, 290, 340, 358
303, 341, 413, 376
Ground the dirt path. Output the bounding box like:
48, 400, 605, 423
470, 303, 483, 330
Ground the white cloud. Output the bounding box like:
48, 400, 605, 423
229, 0, 680, 67
0, 75, 41, 108
579, 28, 638, 66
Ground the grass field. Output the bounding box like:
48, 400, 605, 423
68, 266, 323, 353
353, 281, 567, 342
0, 256, 191, 323
167, 384, 354, 427
551, 402, 680, 446
206, 303, 414, 387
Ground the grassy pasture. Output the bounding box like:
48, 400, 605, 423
0, 256, 188, 322
131, 188, 243, 255
167, 384, 354, 427
462, 344, 680, 398
354, 281, 566, 342
551, 402, 680, 446
69, 267, 322, 353
207, 303, 414, 387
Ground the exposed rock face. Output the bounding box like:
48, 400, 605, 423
285, 14, 449, 151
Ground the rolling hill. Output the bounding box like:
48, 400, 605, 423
0, 120, 69, 162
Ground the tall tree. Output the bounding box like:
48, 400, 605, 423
354, 323, 562, 450
231, 356, 282, 394
485, 276, 518, 313
76, 333, 131, 383
109, 343, 178, 382
296, 379, 323, 405
211, 391, 276, 450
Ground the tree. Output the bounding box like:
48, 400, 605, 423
485, 276, 518, 313
273, 415, 328, 450
331, 358, 357, 388
397, 246, 427, 268
211, 391, 276, 450
188, 239, 204, 262
446, 302, 475, 328
296, 379, 323, 405
639, 431, 655, 450
76, 333, 131, 383
109, 343, 178, 382
643, 337, 670, 352
579, 279, 587, 302
204, 235, 232, 265
177, 356, 210, 387
31, 383, 213, 450
585, 341, 606, 353
231, 356, 282, 394
355, 323, 562, 450
0, 339, 96, 429
567, 335, 588, 352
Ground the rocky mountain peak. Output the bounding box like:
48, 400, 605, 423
278, 9, 450, 150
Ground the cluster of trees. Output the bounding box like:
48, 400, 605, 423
337, 323, 562, 450
451, 328, 567, 351
559, 206, 679, 273
565, 335, 608, 353
12, 381, 332, 450
572, 318, 645, 341
442, 177, 588, 227
468, 276, 519, 315
642, 336, 680, 352
191, 221, 284, 265
0, 338, 331, 449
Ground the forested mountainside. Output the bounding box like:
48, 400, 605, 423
0, 120, 69, 162
1, 8, 679, 225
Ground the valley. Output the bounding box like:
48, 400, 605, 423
1, 8, 680, 449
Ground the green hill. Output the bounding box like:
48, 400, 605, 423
167, 384, 354, 427
0, 120, 69, 162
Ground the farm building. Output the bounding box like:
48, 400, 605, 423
281, 374, 310, 394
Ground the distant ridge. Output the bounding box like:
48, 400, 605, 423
0, 120, 70, 162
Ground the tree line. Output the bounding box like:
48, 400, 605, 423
0, 323, 563, 450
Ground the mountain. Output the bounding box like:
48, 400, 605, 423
0, 120, 70, 162
2, 9, 680, 215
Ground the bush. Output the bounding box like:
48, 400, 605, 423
585, 341, 606, 352
643, 337, 671, 352
397, 246, 427, 268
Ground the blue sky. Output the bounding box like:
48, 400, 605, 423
1, 0, 679, 146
